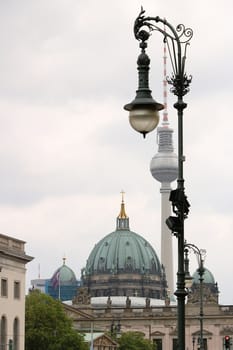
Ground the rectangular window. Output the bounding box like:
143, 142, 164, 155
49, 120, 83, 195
172, 338, 178, 350
1, 278, 8, 297
14, 281, 20, 299
198, 338, 207, 350
154, 339, 162, 350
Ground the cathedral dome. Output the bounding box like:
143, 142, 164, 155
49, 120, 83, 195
85, 227, 161, 276
82, 196, 167, 299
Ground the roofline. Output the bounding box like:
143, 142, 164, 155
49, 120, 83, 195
0, 233, 26, 244
0, 249, 34, 263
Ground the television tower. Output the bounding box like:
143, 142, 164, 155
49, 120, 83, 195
150, 39, 178, 293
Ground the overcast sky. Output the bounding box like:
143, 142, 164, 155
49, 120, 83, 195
0, 0, 232, 304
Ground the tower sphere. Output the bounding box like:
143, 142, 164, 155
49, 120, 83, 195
150, 127, 178, 183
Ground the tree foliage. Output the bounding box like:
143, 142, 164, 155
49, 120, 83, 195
118, 331, 154, 350
25, 290, 88, 350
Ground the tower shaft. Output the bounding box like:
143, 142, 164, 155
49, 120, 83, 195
160, 184, 174, 294
150, 36, 178, 293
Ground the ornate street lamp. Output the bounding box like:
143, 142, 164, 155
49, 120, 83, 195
111, 320, 121, 339
124, 7, 193, 350
184, 242, 207, 350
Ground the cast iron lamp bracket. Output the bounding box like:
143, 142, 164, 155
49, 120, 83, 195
133, 7, 193, 98
184, 241, 207, 270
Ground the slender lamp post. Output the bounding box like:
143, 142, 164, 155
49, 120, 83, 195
184, 242, 206, 350
124, 8, 193, 350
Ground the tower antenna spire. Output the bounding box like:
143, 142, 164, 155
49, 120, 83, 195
162, 23, 169, 127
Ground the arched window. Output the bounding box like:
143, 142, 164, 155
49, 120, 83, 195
13, 317, 20, 350
1, 316, 7, 350
125, 256, 132, 271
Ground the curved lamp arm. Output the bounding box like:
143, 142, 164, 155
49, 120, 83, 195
184, 241, 207, 271
133, 7, 193, 97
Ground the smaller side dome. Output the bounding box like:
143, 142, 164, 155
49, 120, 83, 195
48, 258, 79, 301
192, 267, 215, 285
188, 266, 219, 305
51, 258, 77, 285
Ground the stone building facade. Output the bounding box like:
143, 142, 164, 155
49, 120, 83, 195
64, 288, 233, 350
0, 233, 33, 350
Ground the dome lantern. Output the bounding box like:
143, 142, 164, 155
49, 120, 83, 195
116, 191, 129, 230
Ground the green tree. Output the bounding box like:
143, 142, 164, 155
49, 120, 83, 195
118, 331, 154, 350
25, 290, 88, 350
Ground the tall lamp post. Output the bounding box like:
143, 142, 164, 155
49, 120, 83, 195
184, 242, 206, 350
124, 8, 193, 350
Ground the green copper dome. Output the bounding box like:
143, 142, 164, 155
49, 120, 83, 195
85, 199, 161, 276
188, 266, 219, 305
192, 267, 215, 284
82, 196, 166, 299
51, 258, 77, 284
85, 229, 161, 275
